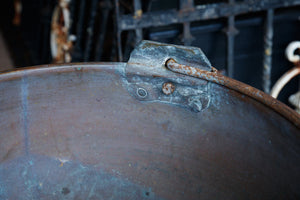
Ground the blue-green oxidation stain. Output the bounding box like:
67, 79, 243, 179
0, 155, 165, 200
21, 76, 30, 155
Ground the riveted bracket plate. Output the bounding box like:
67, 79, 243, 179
124, 40, 213, 112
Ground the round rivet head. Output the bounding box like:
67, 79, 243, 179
162, 82, 175, 95
137, 88, 147, 98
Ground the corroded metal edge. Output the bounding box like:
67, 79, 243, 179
0, 62, 299, 129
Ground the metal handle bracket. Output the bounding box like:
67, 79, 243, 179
124, 40, 213, 112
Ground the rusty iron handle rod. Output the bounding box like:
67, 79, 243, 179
165, 58, 300, 128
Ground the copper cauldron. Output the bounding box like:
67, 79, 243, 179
0, 41, 299, 199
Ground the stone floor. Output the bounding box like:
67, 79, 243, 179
0, 31, 13, 72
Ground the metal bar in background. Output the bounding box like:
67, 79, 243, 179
83, 0, 99, 61
95, 0, 111, 61
73, 0, 86, 60
41, 9, 52, 63
123, 31, 135, 61
114, 0, 123, 61
119, 0, 300, 31
110, 21, 118, 61
224, 0, 238, 78
0, 31, 14, 71
69, 0, 77, 32
33, 1, 45, 64
263, 9, 274, 93
180, 0, 194, 46
133, 0, 143, 45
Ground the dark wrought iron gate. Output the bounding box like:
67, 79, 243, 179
2, 0, 300, 103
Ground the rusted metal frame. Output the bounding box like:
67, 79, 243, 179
95, 0, 111, 61
224, 0, 238, 78
73, 0, 86, 60
133, 0, 143, 45
263, 9, 274, 94
114, 0, 123, 61
83, 0, 99, 61
180, 0, 194, 45
165, 58, 300, 128
118, 0, 300, 30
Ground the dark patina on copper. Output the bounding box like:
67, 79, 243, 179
0, 41, 299, 199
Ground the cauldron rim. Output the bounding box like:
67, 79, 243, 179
0, 62, 299, 129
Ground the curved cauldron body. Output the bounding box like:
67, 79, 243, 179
0, 41, 299, 199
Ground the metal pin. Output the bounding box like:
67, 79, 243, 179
162, 83, 175, 95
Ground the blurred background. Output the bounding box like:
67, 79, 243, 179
0, 0, 299, 109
